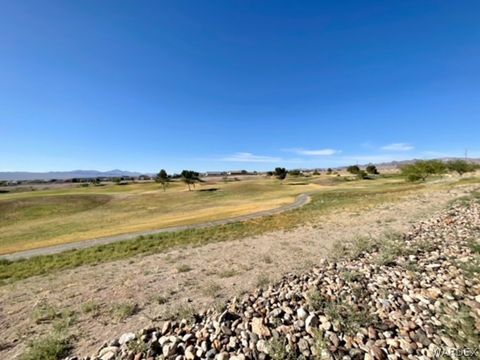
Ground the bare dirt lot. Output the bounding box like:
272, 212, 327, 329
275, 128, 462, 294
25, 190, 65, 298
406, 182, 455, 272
0, 184, 475, 359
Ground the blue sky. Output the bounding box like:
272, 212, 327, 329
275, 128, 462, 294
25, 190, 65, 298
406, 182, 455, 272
1, 1, 479, 173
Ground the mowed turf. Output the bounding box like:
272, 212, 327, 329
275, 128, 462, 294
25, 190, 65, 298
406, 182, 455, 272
0, 178, 319, 254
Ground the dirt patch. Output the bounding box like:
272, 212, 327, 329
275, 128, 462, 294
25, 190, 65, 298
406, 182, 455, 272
0, 185, 474, 359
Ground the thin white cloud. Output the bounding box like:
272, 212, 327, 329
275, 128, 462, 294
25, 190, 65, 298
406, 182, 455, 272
219, 152, 282, 163
381, 143, 414, 151
285, 148, 340, 156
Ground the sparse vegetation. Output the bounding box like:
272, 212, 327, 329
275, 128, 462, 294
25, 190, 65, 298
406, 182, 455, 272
324, 298, 377, 336
262, 255, 273, 264
202, 281, 222, 297
256, 274, 271, 288
20, 334, 72, 360
111, 302, 138, 321
307, 290, 329, 311
268, 337, 295, 360
176, 264, 192, 273
217, 268, 238, 278
81, 301, 101, 317
32, 303, 62, 324
311, 330, 329, 359
165, 303, 196, 321
155, 295, 169, 305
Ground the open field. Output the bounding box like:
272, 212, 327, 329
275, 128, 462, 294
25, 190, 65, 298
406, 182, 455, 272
1, 174, 479, 285
0, 174, 426, 256
0, 175, 479, 359
0, 176, 320, 255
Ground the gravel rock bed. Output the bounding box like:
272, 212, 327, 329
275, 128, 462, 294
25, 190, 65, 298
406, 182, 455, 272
79, 198, 480, 360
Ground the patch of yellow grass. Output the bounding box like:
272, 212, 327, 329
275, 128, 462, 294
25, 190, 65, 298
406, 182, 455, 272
0, 178, 312, 254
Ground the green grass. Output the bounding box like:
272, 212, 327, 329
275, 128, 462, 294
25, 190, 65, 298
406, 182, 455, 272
1, 177, 473, 285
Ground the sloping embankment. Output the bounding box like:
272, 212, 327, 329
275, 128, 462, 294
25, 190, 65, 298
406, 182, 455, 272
80, 197, 480, 360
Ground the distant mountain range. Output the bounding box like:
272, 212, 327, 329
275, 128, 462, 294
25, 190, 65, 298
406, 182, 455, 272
0, 170, 142, 181
366, 157, 480, 169
2, 157, 479, 181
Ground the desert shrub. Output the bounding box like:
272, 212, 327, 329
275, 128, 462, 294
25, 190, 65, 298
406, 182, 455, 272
176, 264, 192, 273
20, 334, 72, 360
111, 302, 138, 321
268, 337, 296, 360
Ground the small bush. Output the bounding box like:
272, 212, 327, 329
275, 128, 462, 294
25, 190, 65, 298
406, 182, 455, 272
111, 303, 138, 321
307, 290, 329, 311
268, 337, 296, 360
32, 304, 61, 324
262, 255, 273, 264
217, 269, 238, 278
155, 295, 168, 305
20, 334, 72, 360
81, 301, 101, 317
202, 281, 222, 297
176, 264, 192, 273
256, 274, 271, 288
165, 304, 196, 321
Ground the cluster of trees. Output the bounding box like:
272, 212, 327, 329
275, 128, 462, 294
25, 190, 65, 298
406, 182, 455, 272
154, 160, 478, 191
155, 169, 201, 191
347, 164, 379, 179
401, 159, 478, 182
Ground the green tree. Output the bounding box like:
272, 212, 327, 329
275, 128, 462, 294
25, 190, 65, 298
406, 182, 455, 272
347, 165, 360, 175
366, 164, 379, 175
326, 168, 333, 175
289, 169, 301, 177
155, 169, 170, 191
181, 170, 200, 191
447, 160, 475, 176
274, 167, 288, 181
401, 160, 446, 182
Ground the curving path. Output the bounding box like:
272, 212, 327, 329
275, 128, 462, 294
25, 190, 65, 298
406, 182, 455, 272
1, 193, 311, 261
